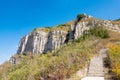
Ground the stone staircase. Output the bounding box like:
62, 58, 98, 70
87, 56, 104, 77
81, 49, 107, 80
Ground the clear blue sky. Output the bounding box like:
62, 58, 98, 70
0, 0, 120, 64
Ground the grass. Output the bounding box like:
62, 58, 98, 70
1, 14, 120, 80
0, 36, 98, 80
76, 27, 109, 43
0, 27, 111, 80
112, 20, 120, 28
99, 30, 120, 80
107, 43, 120, 80
33, 21, 74, 33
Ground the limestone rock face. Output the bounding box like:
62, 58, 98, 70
44, 30, 68, 53
103, 20, 120, 32
17, 31, 48, 54
74, 21, 90, 40
17, 30, 68, 54
17, 15, 120, 54
74, 18, 120, 40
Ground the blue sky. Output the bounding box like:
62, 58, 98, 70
0, 0, 120, 64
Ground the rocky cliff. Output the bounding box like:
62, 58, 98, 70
17, 14, 120, 54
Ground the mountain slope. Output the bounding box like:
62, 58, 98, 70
1, 36, 98, 80
0, 14, 120, 80
17, 14, 120, 54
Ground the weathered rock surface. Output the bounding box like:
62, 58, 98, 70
17, 30, 68, 54
17, 15, 120, 54
17, 31, 48, 54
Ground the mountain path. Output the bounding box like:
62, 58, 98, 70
81, 49, 108, 80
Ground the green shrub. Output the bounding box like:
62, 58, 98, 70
57, 24, 70, 27
76, 27, 109, 43
89, 27, 109, 38
114, 18, 120, 21
77, 14, 86, 21
76, 34, 89, 43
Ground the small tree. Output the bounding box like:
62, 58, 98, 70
77, 14, 86, 21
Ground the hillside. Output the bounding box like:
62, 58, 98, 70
17, 14, 120, 54
0, 14, 120, 80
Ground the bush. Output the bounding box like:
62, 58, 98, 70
107, 43, 120, 80
114, 18, 120, 21
76, 34, 89, 43
77, 14, 86, 21
76, 27, 109, 43
58, 24, 70, 27
89, 27, 109, 38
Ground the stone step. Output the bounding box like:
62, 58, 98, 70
88, 71, 104, 73
81, 77, 104, 80
88, 73, 104, 77
89, 67, 103, 69
89, 68, 104, 70
89, 68, 104, 71
89, 63, 103, 65
88, 71, 104, 74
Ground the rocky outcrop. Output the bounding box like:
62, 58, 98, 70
44, 30, 68, 53
74, 17, 120, 40
74, 21, 90, 40
9, 56, 17, 64
17, 30, 68, 54
17, 31, 48, 54
17, 14, 120, 54
103, 20, 120, 32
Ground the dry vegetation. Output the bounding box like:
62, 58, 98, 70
33, 21, 75, 33
112, 19, 120, 28
99, 30, 120, 80
107, 43, 120, 80
0, 27, 113, 80
0, 36, 99, 80
0, 14, 120, 80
